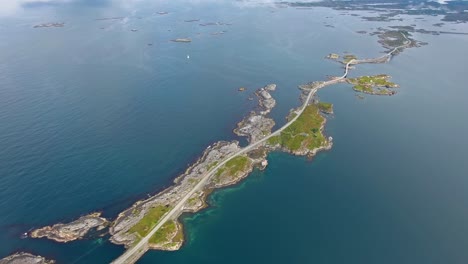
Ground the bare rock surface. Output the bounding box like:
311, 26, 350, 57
0, 253, 54, 264
234, 84, 276, 143
30, 213, 108, 243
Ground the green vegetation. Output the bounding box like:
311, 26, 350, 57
214, 156, 251, 183
353, 84, 373, 93
379, 30, 409, 48
172, 223, 184, 243
349, 75, 396, 87
248, 148, 266, 159
286, 111, 297, 121
224, 156, 250, 175
268, 104, 326, 152
207, 161, 218, 171
317, 102, 333, 113
188, 178, 199, 185
148, 220, 178, 245
342, 54, 357, 63
128, 205, 170, 237
348, 75, 398, 95
267, 135, 281, 146
187, 194, 201, 207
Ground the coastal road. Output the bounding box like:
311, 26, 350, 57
111, 38, 411, 264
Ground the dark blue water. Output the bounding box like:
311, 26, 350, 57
1, 1, 468, 263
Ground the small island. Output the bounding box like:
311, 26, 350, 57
171, 38, 192, 43
33, 23, 64, 28
342, 54, 357, 64
347, 74, 399, 95
30, 213, 108, 243
0, 252, 54, 264
326, 53, 339, 60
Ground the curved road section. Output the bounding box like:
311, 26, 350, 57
111, 38, 411, 264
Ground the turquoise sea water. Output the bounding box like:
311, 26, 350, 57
1, 0, 468, 263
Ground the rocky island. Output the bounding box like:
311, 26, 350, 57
0, 253, 54, 264
33, 23, 64, 28
326, 53, 339, 60
234, 84, 277, 143
171, 38, 192, 43
30, 213, 108, 243
347, 74, 399, 95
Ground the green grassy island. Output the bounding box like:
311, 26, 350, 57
347, 74, 399, 95
267, 104, 329, 154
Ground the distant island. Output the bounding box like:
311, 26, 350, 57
171, 38, 192, 43
33, 23, 64, 28
283, 0, 468, 23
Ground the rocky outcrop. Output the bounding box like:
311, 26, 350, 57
234, 84, 276, 143
30, 213, 108, 243
171, 38, 191, 43
257, 84, 276, 115
0, 252, 54, 264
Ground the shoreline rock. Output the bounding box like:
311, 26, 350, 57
30, 213, 108, 243
0, 252, 54, 264
234, 84, 277, 143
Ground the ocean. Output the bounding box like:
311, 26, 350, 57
1, 0, 468, 263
